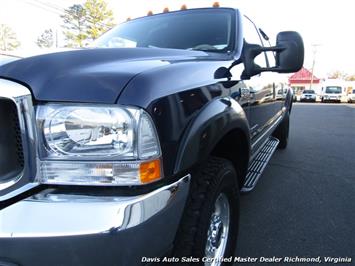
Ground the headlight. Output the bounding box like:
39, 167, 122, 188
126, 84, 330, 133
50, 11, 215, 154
36, 104, 162, 186
42, 106, 135, 158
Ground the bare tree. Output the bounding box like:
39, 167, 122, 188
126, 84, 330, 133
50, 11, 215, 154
0, 24, 20, 51
345, 74, 355, 81
327, 70, 347, 80
36, 29, 54, 48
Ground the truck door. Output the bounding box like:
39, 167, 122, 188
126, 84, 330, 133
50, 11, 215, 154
242, 16, 280, 154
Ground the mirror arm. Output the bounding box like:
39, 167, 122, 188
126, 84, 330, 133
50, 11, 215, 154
260, 66, 280, 72
239, 43, 288, 79
258, 45, 286, 73
259, 46, 285, 53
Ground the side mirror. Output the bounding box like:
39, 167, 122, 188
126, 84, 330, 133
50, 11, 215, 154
275, 31, 304, 73
240, 31, 304, 79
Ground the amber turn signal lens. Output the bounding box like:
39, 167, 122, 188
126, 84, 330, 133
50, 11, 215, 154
140, 159, 161, 184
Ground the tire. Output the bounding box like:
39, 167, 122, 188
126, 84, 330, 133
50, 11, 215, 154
173, 157, 240, 264
273, 111, 289, 149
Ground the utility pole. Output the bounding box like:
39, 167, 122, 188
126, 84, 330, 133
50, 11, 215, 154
55, 29, 58, 48
309, 44, 321, 90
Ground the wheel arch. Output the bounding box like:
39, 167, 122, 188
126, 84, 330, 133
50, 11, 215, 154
174, 98, 250, 187
210, 128, 249, 187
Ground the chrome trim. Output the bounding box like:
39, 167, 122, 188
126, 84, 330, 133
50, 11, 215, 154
205, 193, 230, 266
251, 110, 284, 151
250, 136, 269, 163
250, 109, 284, 162
0, 174, 191, 238
0, 80, 31, 98
0, 183, 39, 202
0, 79, 39, 199
0, 176, 20, 191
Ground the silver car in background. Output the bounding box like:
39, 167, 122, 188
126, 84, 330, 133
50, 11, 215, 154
300, 89, 316, 102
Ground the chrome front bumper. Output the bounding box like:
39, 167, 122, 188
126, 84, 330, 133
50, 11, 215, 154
0, 175, 190, 266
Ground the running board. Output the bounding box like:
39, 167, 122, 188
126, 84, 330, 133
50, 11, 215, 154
241, 137, 279, 192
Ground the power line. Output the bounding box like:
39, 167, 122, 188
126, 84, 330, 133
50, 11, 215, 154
23, 0, 63, 15
21, 0, 114, 28
34, 0, 115, 28
33, 0, 67, 12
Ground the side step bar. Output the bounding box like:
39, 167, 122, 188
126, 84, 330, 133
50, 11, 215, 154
241, 137, 279, 192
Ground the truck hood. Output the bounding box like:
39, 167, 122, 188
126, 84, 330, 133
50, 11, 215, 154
0, 48, 208, 103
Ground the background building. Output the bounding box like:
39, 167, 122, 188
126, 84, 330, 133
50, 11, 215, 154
289, 67, 321, 97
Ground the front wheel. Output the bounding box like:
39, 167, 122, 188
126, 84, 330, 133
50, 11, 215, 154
173, 157, 240, 265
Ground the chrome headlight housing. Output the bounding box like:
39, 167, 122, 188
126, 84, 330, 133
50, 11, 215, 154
36, 104, 162, 186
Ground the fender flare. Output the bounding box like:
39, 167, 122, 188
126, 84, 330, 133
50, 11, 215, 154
174, 97, 251, 174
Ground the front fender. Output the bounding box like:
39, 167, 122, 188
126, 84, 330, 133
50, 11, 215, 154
174, 97, 250, 174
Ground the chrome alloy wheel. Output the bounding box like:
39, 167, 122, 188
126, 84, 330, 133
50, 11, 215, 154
205, 193, 230, 266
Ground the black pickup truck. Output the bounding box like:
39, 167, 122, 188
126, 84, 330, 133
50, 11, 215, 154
0, 7, 303, 266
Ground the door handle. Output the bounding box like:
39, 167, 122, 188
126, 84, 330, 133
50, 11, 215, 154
239, 88, 251, 98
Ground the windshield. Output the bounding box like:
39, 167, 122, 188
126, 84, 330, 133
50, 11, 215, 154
94, 9, 235, 52
303, 90, 315, 94
325, 86, 342, 94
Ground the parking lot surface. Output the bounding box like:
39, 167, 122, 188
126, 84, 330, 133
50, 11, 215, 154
237, 103, 355, 263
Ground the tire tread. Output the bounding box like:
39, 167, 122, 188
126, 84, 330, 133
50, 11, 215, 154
173, 157, 239, 259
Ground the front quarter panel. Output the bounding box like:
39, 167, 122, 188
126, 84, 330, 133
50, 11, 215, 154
117, 60, 233, 176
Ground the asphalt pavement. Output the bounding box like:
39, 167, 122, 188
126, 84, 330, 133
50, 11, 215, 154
236, 103, 355, 264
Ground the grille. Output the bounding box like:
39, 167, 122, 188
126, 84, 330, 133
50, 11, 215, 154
0, 98, 24, 183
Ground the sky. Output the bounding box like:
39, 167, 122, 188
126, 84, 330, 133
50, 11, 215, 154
0, 0, 354, 78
